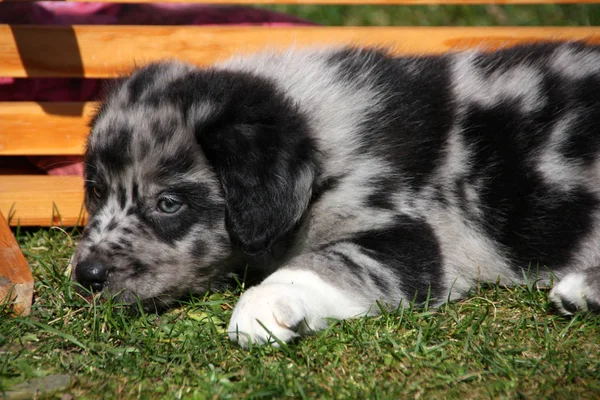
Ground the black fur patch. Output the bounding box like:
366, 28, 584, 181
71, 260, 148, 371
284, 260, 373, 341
330, 49, 453, 191
117, 185, 127, 210
131, 261, 149, 278
311, 175, 342, 205
156, 153, 197, 181
330, 250, 365, 278
461, 99, 598, 270
106, 218, 118, 232
96, 128, 132, 174
191, 238, 208, 258
560, 77, 600, 166
190, 70, 317, 255
586, 299, 600, 313
352, 216, 444, 304
127, 63, 164, 103
366, 178, 398, 210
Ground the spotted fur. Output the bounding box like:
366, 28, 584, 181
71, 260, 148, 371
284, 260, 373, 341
72, 42, 600, 347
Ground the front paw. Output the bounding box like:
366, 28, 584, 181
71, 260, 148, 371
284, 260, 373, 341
550, 270, 600, 315
228, 283, 309, 348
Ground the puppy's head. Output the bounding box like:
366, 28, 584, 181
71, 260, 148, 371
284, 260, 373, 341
71, 61, 316, 309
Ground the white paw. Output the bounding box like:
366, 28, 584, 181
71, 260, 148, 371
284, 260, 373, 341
228, 283, 310, 348
549, 271, 600, 315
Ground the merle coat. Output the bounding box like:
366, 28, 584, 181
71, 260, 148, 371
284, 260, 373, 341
72, 42, 600, 347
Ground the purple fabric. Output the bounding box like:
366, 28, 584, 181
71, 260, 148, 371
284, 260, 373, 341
0, 3, 310, 26
1, 2, 311, 175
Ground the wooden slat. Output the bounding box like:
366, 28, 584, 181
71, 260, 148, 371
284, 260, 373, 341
0, 0, 598, 3
0, 102, 93, 156
2, 25, 600, 78
0, 176, 87, 227
0, 211, 34, 315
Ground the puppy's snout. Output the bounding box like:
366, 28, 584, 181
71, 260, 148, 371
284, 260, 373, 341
75, 260, 109, 293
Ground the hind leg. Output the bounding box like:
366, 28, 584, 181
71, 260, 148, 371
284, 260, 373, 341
549, 268, 600, 314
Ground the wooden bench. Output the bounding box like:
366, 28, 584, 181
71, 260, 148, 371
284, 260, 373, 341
1, 0, 599, 313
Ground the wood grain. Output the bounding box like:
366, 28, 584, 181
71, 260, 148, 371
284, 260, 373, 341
2, 26, 599, 78
0, 102, 94, 156
0, 212, 34, 315
0, 176, 87, 227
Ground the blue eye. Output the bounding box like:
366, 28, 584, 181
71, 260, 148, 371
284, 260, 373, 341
157, 197, 183, 214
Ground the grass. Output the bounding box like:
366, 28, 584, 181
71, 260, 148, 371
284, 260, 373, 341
3, 4, 600, 399
262, 4, 600, 26
2, 228, 600, 399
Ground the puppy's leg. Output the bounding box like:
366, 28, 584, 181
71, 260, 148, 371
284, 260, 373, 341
228, 220, 443, 347
228, 263, 376, 348
549, 268, 600, 314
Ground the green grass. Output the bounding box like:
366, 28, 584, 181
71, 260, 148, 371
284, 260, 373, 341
2, 228, 600, 398
262, 4, 600, 26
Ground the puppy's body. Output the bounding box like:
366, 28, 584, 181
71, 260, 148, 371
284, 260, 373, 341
72, 42, 600, 347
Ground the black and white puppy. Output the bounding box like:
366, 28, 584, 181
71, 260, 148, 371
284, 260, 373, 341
72, 42, 600, 348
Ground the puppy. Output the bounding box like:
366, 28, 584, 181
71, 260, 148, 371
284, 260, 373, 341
71, 42, 600, 348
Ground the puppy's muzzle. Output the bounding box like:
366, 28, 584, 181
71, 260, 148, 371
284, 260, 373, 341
74, 260, 109, 293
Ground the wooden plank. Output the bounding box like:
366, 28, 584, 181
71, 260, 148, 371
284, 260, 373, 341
2, 25, 600, 78
0, 176, 87, 227
0, 102, 93, 156
0, 211, 34, 316
0, 0, 597, 4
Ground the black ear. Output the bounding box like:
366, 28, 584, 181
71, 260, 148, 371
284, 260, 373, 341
194, 72, 316, 255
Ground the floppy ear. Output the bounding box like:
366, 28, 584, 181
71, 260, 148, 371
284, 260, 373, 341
194, 73, 316, 255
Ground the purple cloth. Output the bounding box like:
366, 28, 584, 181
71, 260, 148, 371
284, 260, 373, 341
0, 3, 310, 26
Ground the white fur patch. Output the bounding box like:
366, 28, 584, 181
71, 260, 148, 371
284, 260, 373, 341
536, 112, 585, 192
296, 159, 397, 249
550, 46, 600, 80
228, 269, 375, 348
452, 52, 545, 113
549, 272, 588, 314
427, 206, 518, 300
188, 102, 216, 124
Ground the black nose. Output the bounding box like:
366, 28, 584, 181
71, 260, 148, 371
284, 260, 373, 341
74, 260, 109, 293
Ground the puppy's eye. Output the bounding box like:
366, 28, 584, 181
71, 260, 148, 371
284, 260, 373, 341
157, 197, 183, 214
